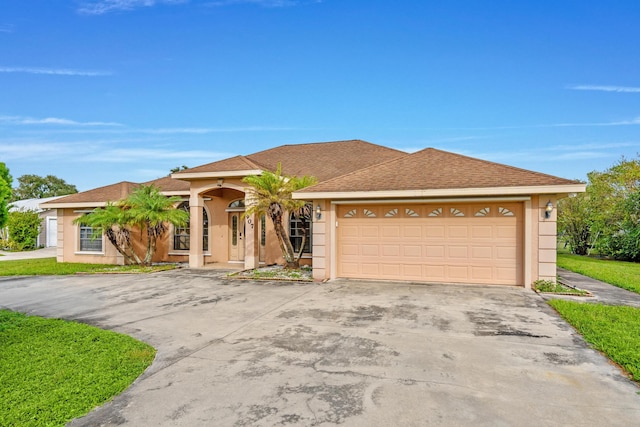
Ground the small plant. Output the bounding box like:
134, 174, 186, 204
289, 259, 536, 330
532, 279, 589, 296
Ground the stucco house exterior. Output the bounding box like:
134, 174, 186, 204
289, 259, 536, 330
42, 139, 585, 288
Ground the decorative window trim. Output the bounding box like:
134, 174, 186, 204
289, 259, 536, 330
405, 208, 419, 217
344, 209, 357, 218
450, 208, 465, 217
363, 209, 376, 218
385, 208, 398, 217
225, 199, 246, 212
428, 208, 443, 217
475, 207, 491, 217
498, 207, 515, 217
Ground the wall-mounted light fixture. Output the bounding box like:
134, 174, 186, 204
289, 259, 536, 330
316, 204, 322, 220
217, 178, 224, 187
545, 200, 554, 219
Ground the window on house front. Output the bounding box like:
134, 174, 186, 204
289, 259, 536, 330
79, 225, 102, 252
289, 203, 312, 254
173, 202, 209, 251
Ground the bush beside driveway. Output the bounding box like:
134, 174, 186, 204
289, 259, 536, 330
1, 271, 639, 426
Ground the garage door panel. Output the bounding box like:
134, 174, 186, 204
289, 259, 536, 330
381, 226, 401, 238
382, 245, 400, 257
361, 245, 379, 257
448, 246, 468, 259
425, 225, 445, 238
471, 246, 493, 259
401, 264, 422, 278
337, 203, 522, 285
496, 246, 517, 260
425, 245, 445, 258
448, 226, 468, 238
471, 226, 493, 239
361, 226, 379, 238
496, 225, 517, 239
471, 266, 493, 280
402, 225, 422, 238
424, 265, 446, 280
403, 245, 422, 257
448, 265, 470, 279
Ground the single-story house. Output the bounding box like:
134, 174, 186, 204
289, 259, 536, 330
42, 139, 585, 288
7, 196, 63, 247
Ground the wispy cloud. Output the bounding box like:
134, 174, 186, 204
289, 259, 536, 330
0, 24, 14, 33
206, 0, 317, 7
0, 115, 123, 127
103, 148, 233, 161
551, 117, 640, 127
567, 84, 640, 93
78, 0, 188, 15
0, 66, 112, 76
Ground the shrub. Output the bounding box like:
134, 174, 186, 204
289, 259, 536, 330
5, 210, 41, 251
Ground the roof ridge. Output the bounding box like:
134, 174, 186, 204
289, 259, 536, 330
300, 148, 410, 191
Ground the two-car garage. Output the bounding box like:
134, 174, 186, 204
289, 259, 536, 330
336, 203, 523, 285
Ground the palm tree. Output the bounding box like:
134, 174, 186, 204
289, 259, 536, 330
243, 164, 317, 269
75, 185, 188, 266
74, 202, 142, 265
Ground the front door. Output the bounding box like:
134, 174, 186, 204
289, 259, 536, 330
229, 212, 245, 262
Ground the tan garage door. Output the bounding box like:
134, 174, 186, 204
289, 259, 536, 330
337, 203, 522, 285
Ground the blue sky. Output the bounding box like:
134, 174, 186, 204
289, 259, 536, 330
2, 1, 640, 192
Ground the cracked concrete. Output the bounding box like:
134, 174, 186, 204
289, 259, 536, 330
1, 271, 639, 426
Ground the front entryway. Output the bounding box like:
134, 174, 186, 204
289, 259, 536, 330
229, 212, 245, 262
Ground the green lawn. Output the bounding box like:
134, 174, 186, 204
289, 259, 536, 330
0, 257, 177, 276
548, 300, 640, 382
0, 310, 155, 427
557, 252, 640, 294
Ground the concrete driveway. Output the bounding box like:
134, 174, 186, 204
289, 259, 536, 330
1, 271, 639, 426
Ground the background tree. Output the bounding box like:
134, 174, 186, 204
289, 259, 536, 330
0, 162, 12, 229
587, 157, 640, 259
243, 164, 317, 269
557, 191, 591, 255
558, 156, 640, 261
170, 165, 189, 174
12, 174, 78, 201
74, 185, 188, 266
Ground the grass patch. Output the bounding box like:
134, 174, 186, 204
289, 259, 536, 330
0, 310, 155, 426
548, 300, 640, 382
557, 253, 640, 294
532, 279, 589, 296
0, 257, 177, 276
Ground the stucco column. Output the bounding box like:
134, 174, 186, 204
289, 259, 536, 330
538, 196, 558, 282
189, 194, 205, 268
243, 193, 259, 269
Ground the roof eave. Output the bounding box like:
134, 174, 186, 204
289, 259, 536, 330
171, 169, 263, 180
39, 202, 108, 209
293, 183, 587, 200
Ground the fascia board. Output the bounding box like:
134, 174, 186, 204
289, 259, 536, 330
39, 202, 108, 209
171, 169, 263, 180
293, 184, 587, 200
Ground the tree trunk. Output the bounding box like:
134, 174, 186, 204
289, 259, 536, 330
272, 214, 299, 269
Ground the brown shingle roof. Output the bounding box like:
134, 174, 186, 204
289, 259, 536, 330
145, 175, 190, 192
180, 155, 262, 174
41, 181, 139, 205
175, 140, 405, 182
299, 148, 581, 193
